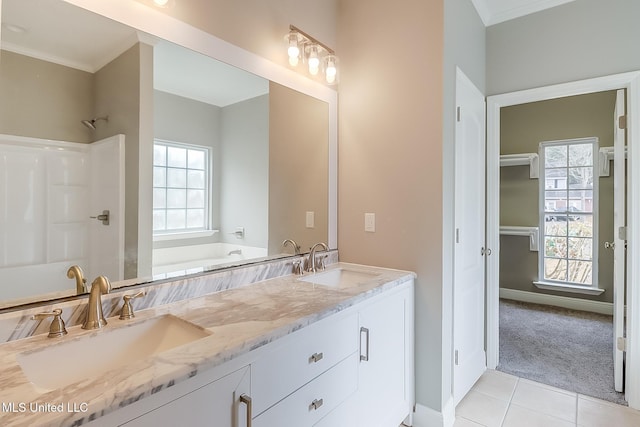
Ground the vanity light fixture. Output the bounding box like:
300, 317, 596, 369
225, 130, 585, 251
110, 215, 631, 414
285, 25, 339, 85
152, 0, 173, 8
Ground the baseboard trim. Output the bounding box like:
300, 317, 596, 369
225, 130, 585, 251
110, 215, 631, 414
413, 399, 454, 427
500, 288, 613, 315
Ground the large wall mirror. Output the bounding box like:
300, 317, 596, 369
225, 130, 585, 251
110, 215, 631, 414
0, 0, 337, 309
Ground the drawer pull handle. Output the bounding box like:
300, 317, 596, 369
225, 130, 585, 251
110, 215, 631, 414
309, 352, 324, 363
309, 398, 324, 411
360, 327, 370, 361
240, 394, 252, 426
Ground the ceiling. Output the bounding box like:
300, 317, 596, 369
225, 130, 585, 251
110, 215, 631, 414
1, 0, 268, 107
1, 0, 579, 101
471, 0, 577, 26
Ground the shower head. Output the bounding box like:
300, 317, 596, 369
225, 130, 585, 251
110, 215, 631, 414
81, 116, 108, 130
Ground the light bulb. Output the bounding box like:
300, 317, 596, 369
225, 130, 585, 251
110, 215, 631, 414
325, 56, 337, 84
153, 0, 170, 7
308, 45, 320, 75
287, 32, 300, 67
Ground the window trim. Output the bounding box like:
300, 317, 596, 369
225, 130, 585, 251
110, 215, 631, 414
538, 137, 600, 289
152, 138, 212, 236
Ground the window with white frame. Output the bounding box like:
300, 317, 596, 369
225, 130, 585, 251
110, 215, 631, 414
540, 138, 598, 287
153, 140, 210, 234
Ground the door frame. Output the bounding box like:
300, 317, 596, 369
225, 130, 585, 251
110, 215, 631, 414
486, 71, 640, 409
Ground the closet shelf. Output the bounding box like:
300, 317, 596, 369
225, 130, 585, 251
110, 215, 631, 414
500, 153, 539, 179
499, 226, 539, 252
598, 146, 627, 177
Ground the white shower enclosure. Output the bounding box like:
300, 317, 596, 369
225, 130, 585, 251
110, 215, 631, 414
0, 134, 125, 303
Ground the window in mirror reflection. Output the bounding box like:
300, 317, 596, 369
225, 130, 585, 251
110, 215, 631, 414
153, 140, 210, 234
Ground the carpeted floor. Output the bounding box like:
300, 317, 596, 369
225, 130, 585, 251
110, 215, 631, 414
497, 298, 626, 406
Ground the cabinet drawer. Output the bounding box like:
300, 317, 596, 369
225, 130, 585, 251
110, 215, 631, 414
253, 352, 358, 427
252, 312, 358, 415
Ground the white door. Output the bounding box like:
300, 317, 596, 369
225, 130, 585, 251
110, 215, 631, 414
453, 68, 487, 405
613, 89, 627, 393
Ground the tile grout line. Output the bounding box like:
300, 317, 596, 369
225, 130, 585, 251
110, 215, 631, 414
500, 376, 519, 427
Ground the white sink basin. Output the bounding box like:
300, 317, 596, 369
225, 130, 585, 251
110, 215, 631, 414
299, 268, 379, 287
17, 314, 210, 391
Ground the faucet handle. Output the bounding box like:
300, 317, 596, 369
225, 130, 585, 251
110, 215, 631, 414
32, 309, 68, 338
292, 259, 303, 275
119, 291, 146, 320
315, 254, 328, 271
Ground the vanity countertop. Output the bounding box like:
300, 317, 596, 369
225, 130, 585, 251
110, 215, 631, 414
0, 262, 415, 427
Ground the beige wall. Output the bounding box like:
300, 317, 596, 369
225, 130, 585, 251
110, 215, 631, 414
269, 82, 328, 255
500, 91, 617, 302
0, 50, 94, 142
337, 0, 445, 409
134, 0, 336, 72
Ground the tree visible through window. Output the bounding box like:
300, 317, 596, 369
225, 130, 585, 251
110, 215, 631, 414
153, 140, 209, 234
540, 139, 598, 286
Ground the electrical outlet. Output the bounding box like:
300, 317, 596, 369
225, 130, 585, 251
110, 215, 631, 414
364, 213, 375, 232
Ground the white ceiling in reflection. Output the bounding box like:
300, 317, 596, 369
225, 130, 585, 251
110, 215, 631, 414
1, 0, 267, 107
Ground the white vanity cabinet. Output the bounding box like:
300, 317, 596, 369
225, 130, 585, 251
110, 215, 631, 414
355, 281, 414, 426
121, 366, 251, 427
250, 312, 359, 426
85, 277, 414, 427
88, 365, 251, 427
253, 352, 359, 426
251, 312, 359, 415
253, 279, 414, 427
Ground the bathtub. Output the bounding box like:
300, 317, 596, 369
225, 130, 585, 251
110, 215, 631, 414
152, 243, 268, 276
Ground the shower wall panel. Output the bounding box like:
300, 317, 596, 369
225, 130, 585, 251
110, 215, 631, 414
0, 134, 123, 302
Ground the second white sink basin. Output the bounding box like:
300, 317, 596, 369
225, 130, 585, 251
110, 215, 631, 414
299, 268, 379, 287
17, 314, 210, 391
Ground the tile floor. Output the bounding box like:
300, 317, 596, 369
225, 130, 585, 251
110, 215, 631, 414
453, 370, 640, 427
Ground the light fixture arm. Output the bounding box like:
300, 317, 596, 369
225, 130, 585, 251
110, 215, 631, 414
289, 25, 335, 55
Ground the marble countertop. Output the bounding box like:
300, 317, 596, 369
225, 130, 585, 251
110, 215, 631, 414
0, 263, 414, 427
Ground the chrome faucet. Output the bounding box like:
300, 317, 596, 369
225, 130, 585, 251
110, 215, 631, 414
282, 239, 301, 254
305, 242, 328, 273
67, 265, 87, 294
82, 276, 111, 330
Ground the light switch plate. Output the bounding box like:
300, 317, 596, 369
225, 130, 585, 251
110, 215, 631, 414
364, 213, 375, 232
306, 211, 315, 228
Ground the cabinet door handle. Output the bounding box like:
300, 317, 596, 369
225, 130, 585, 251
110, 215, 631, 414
360, 327, 370, 361
309, 398, 324, 411
240, 394, 252, 427
309, 352, 324, 363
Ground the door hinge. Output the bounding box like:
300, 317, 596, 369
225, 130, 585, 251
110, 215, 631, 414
617, 337, 627, 352
619, 115, 627, 130
457, 106, 461, 122
619, 226, 628, 241
455, 350, 459, 365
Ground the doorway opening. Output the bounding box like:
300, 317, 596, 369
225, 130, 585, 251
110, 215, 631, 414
485, 71, 640, 410
495, 91, 623, 404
